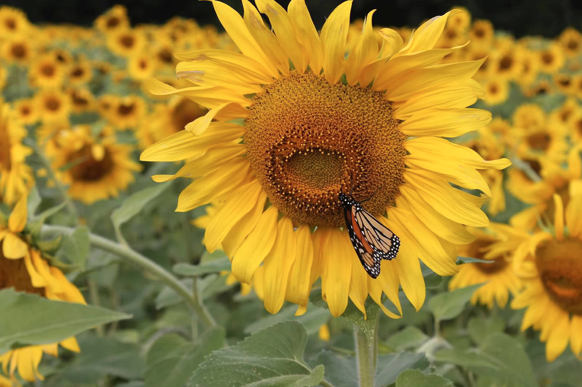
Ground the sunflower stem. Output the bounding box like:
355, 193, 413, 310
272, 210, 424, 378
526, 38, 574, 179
354, 311, 379, 387
41, 225, 217, 329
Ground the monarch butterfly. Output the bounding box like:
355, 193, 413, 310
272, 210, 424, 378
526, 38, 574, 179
339, 192, 400, 279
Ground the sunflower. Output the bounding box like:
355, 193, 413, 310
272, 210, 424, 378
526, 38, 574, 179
0, 197, 85, 382
516, 48, 540, 87
486, 116, 511, 137
94, 5, 130, 34
550, 97, 581, 131
514, 122, 568, 163
2, 38, 34, 65
0, 104, 33, 206
447, 7, 471, 31
28, 54, 64, 89
142, 1, 510, 317
553, 73, 576, 95
0, 6, 29, 37
68, 88, 95, 113
490, 44, 523, 81
483, 78, 509, 105
50, 125, 142, 204
13, 99, 39, 125
107, 28, 145, 58
511, 193, 582, 362
512, 103, 546, 131
449, 227, 522, 308
51, 48, 74, 68
128, 52, 156, 80
570, 112, 582, 143
559, 27, 582, 57
68, 59, 93, 86
108, 95, 147, 130
469, 20, 494, 50
35, 89, 71, 124
538, 44, 565, 74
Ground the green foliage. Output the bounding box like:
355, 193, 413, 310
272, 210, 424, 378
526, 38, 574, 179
395, 370, 454, 387
429, 283, 483, 322
188, 322, 324, 387
173, 257, 231, 277
0, 289, 131, 354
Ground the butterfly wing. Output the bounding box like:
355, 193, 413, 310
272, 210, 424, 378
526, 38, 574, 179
344, 205, 382, 278
355, 208, 400, 261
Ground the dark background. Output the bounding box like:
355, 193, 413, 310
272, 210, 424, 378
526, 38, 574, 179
5, 0, 582, 38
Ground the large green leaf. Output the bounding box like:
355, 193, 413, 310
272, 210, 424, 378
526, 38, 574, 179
386, 326, 429, 351
428, 283, 483, 322
467, 315, 506, 345
311, 350, 357, 387
173, 258, 232, 277
188, 321, 324, 387
244, 304, 329, 336
395, 370, 454, 387
376, 353, 429, 387
145, 328, 225, 387
111, 183, 171, 243
55, 226, 90, 268
0, 289, 131, 354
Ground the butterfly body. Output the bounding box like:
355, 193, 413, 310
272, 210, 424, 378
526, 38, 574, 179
339, 192, 400, 279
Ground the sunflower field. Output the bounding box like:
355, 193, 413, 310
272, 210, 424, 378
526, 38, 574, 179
0, 1, 581, 386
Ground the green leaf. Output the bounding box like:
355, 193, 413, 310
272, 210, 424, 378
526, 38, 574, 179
55, 226, 90, 268
145, 328, 225, 387
189, 321, 324, 387
457, 256, 494, 264
27, 186, 42, 216
467, 315, 505, 345
173, 258, 232, 277
428, 283, 483, 322
62, 335, 145, 383
386, 326, 429, 351
0, 289, 131, 354
376, 353, 430, 387
434, 348, 498, 370
111, 183, 171, 243
312, 351, 357, 387
395, 370, 454, 387
245, 304, 329, 336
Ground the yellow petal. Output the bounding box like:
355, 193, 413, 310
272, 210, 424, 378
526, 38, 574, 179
322, 228, 352, 317
146, 78, 249, 108
398, 187, 476, 245
185, 103, 238, 136
222, 191, 268, 258
553, 194, 565, 241
320, 1, 352, 84
404, 169, 489, 227
263, 217, 297, 314
91, 144, 105, 162
345, 10, 378, 86
318, 323, 331, 341
285, 225, 314, 306
3, 233, 28, 259
24, 251, 46, 288
253, 265, 265, 300
370, 261, 402, 318
242, 0, 289, 76
566, 194, 582, 239
212, 1, 279, 78
8, 196, 27, 233
378, 28, 404, 58
232, 206, 279, 284
545, 311, 570, 362
152, 145, 245, 183
288, 0, 323, 75
309, 227, 327, 287
348, 251, 369, 318
400, 108, 491, 138
50, 267, 86, 304
256, 0, 308, 73
31, 250, 62, 294
15, 347, 43, 382
570, 315, 582, 356
396, 10, 458, 55
176, 61, 262, 95
59, 337, 80, 353
205, 180, 263, 253
176, 159, 250, 212
140, 124, 244, 162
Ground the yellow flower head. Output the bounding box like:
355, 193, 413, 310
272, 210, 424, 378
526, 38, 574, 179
449, 226, 522, 309
0, 197, 85, 382
511, 192, 582, 362
128, 52, 157, 80
68, 59, 93, 86
108, 95, 147, 130
483, 78, 509, 106
0, 104, 33, 206
107, 28, 146, 58
68, 88, 96, 114
141, 1, 510, 318
2, 38, 34, 65
469, 20, 494, 50
0, 6, 29, 37
13, 99, 39, 126
559, 27, 582, 57
538, 44, 565, 74
94, 5, 130, 34
49, 125, 142, 204
28, 54, 65, 89
35, 89, 71, 124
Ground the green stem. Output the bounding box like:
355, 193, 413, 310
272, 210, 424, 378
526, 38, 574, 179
354, 312, 379, 387
41, 225, 217, 329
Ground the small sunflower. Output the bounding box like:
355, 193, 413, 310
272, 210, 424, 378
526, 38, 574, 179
512, 103, 546, 130
68, 59, 93, 86
28, 54, 64, 89
512, 193, 582, 362
108, 95, 147, 130
514, 122, 568, 163
51, 48, 74, 68
550, 97, 581, 130
142, 1, 510, 317
449, 226, 522, 308
469, 20, 494, 50
483, 78, 509, 105
107, 28, 145, 58
516, 48, 540, 87
94, 5, 130, 34
50, 125, 142, 204
0, 104, 33, 205
68, 88, 95, 113
13, 99, 39, 125
553, 73, 576, 95
447, 7, 471, 31
538, 44, 565, 74
0, 6, 29, 37
2, 38, 34, 65
570, 112, 582, 143
35, 89, 71, 124
559, 27, 582, 57
128, 53, 156, 80
486, 116, 512, 137
490, 45, 523, 81
0, 198, 85, 382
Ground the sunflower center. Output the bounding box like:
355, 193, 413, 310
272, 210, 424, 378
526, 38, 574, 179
541, 52, 554, 65
158, 49, 173, 64
474, 28, 485, 38
5, 18, 16, 30
0, 243, 44, 296
71, 67, 84, 78
520, 158, 542, 182
68, 145, 114, 182
466, 237, 508, 275
568, 40, 579, 50
106, 16, 120, 28
526, 132, 551, 151
120, 35, 135, 49
45, 97, 61, 112
499, 55, 513, 71
11, 43, 26, 59
20, 105, 30, 116
245, 71, 406, 227
536, 238, 582, 315
118, 102, 135, 116
41, 63, 55, 77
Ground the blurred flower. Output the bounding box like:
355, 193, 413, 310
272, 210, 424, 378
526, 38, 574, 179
0, 6, 29, 37
13, 99, 39, 125
0, 198, 85, 382
483, 78, 509, 105
35, 89, 71, 124
108, 95, 146, 130
28, 54, 64, 89
68, 59, 93, 86
94, 5, 130, 34
558, 27, 582, 57
107, 28, 145, 57
2, 38, 34, 65
142, 1, 509, 318
537, 44, 565, 74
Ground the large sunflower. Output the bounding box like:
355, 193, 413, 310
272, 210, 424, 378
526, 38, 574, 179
0, 198, 85, 382
0, 104, 33, 205
49, 125, 142, 204
511, 193, 582, 362
142, 1, 510, 317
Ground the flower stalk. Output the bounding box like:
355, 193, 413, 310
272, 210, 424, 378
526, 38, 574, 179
354, 310, 380, 387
